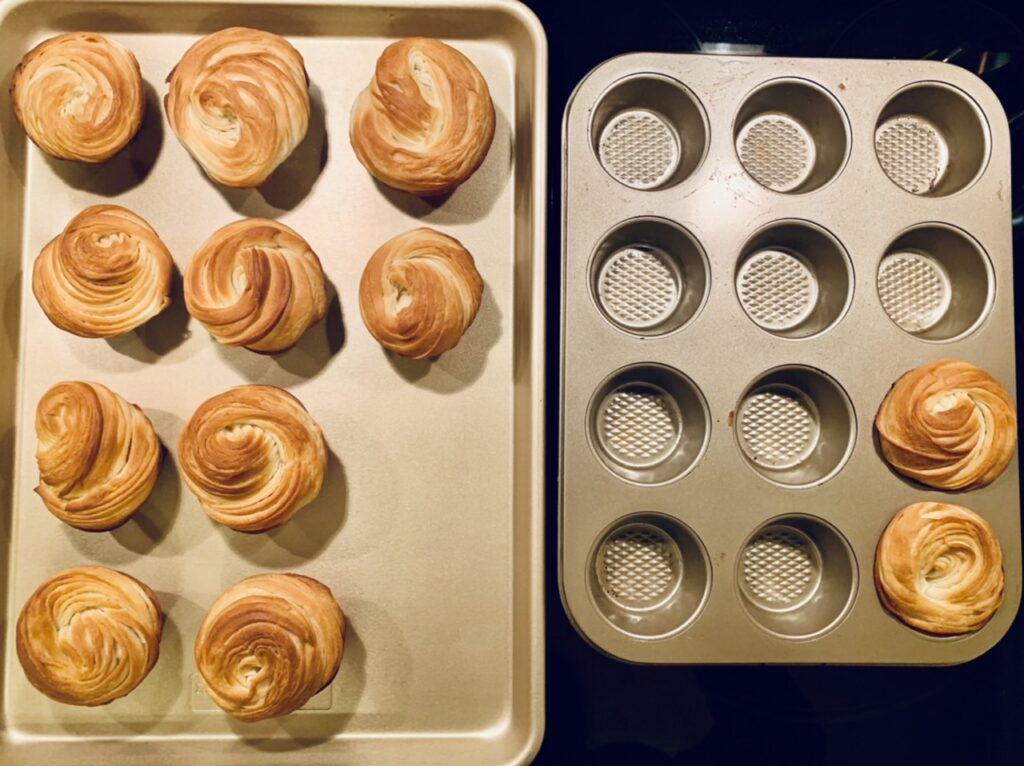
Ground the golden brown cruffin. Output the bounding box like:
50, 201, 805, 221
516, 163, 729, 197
875, 502, 1004, 635
17, 566, 163, 705
184, 218, 327, 353
359, 227, 484, 359
165, 27, 310, 187
178, 385, 326, 532
195, 573, 344, 721
32, 205, 174, 338
10, 32, 144, 162
36, 381, 162, 531
350, 37, 496, 196
875, 359, 1017, 490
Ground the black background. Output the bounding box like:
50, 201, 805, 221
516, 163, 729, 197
526, 1, 1024, 763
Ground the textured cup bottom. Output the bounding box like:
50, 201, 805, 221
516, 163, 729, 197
598, 109, 681, 190
734, 220, 853, 339
737, 385, 820, 471
733, 79, 849, 194
736, 113, 815, 192
877, 224, 993, 341
877, 251, 952, 332
737, 249, 818, 331
596, 522, 683, 611
590, 217, 709, 337
588, 364, 710, 485
740, 525, 823, 612
589, 513, 711, 639
874, 82, 989, 197
596, 383, 683, 470
875, 115, 950, 195
590, 74, 709, 191
737, 515, 856, 639
734, 366, 855, 487
597, 245, 683, 332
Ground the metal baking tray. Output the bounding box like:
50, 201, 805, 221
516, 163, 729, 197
560, 52, 1020, 664
0, 0, 546, 762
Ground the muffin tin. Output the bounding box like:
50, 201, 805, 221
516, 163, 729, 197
560, 53, 1021, 664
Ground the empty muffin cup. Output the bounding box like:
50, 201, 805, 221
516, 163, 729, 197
737, 515, 857, 639
589, 513, 711, 639
588, 363, 710, 485
735, 220, 853, 338
734, 366, 855, 487
734, 78, 850, 194
877, 224, 993, 341
590, 74, 709, 191
875, 83, 990, 196
591, 217, 710, 336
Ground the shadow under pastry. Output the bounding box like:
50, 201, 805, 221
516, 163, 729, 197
221, 448, 348, 567
385, 285, 502, 393
212, 277, 345, 385
43, 80, 164, 195
272, 281, 346, 378
227, 619, 367, 748
61, 436, 183, 563
0, 426, 13, 538
373, 103, 514, 225
109, 441, 184, 556
210, 82, 329, 218
105, 266, 193, 362
0, 65, 26, 183
2, 270, 22, 382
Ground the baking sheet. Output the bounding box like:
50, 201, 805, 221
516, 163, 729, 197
0, 0, 546, 762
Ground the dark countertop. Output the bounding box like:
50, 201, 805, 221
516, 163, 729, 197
528, 1, 1024, 763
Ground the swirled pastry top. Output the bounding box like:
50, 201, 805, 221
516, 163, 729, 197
875, 359, 1017, 490
10, 32, 144, 162
17, 566, 163, 705
359, 227, 483, 359
184, 218, 327, 353
36, 381, 161, 531
178, 385, 326, 532
165, 27, 310, 187
350, 37, 495, 195
875, 502, 1004, 635
33, 205, 173, 338
195, 573, 344, 721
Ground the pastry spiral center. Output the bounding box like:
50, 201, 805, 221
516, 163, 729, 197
917, 522, 984, 601
930, 392, 960, 414
923, 547, 974, 586
43, 63, 107, 119
410, 53, 437, 97
77, 233, 148, 284
215, 423, 284, 488
196, 84, 243, 144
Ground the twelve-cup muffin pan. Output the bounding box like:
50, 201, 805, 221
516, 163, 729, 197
560, 53, 1021, 664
